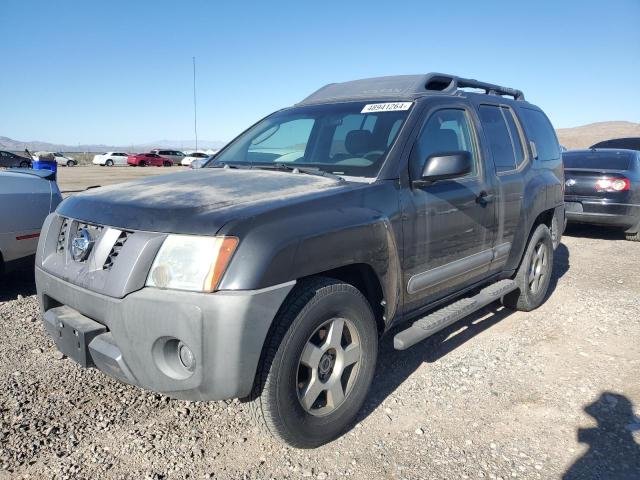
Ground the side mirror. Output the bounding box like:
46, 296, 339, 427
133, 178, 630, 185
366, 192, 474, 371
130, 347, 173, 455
414, 151, 472, 186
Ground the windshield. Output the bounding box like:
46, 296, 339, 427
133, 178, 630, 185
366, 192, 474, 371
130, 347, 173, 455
207, 101, 412, 177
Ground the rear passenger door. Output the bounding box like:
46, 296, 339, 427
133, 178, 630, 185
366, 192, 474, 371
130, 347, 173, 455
476, 104, 528, 272
402, 101, 497, 312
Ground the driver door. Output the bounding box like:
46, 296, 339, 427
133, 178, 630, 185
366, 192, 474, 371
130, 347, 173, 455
402, 101, 497, 313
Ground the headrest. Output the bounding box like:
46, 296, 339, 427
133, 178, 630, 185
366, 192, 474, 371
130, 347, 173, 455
433, 129, 459, 152
345, 130, 373, 156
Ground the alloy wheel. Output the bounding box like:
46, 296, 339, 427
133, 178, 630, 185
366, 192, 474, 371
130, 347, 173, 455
296, 317, 362, 416
528, 240, 548, 294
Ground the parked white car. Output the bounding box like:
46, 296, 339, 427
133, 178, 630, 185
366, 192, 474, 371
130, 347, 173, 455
180, 151, 210, 166
33, 151, 76, 167
92, 152, 129, 166
149, 149, 185, 165
53, 152, 78, 167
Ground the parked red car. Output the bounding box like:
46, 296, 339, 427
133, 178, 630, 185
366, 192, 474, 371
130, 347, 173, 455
127, 153, 172, 167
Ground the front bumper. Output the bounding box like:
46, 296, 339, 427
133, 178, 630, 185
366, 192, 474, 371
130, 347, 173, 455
565, 200, 640, 231
36, 267, 294, 401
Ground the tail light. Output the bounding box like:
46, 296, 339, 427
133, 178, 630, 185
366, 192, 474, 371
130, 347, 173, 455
595, 177, 630, 192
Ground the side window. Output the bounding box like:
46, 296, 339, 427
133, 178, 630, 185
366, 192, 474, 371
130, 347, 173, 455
519, 108, 560, 161
478, 105, 516, 172
501, 107, 525, 167
411, 108, 478, 179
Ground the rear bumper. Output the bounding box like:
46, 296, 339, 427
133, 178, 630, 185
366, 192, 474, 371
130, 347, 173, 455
565, 200, 640, 231
36, 267, 294, 401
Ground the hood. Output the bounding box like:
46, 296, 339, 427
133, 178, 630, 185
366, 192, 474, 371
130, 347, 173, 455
57, 168, 346, 235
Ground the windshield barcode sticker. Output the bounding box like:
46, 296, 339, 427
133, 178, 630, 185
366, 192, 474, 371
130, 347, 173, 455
361, 102, 412, 113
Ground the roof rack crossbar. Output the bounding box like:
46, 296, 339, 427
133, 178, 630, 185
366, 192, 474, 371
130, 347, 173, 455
424, 73, 525, 101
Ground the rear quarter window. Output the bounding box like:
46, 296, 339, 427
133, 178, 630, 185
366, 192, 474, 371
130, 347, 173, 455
519, 108, 561, 162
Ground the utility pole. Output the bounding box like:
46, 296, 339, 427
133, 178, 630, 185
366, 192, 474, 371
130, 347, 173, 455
192, 56, 198, 151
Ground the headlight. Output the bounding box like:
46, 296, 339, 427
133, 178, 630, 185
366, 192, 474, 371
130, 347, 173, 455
146, 235, 238, 292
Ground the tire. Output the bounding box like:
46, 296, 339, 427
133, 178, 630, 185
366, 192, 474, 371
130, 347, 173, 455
503, 223, 554, 312
249, 277, 378, 448
163, 161, 172, 167
550, 209, 562, 250
139, 161, 146, 167
105, 160, 114, 167
66, 160, 76, 167
19, 160, 29, 168
625, 230, 640, 242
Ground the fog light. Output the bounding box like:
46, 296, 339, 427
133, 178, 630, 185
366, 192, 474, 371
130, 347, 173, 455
178, 342, 195, 372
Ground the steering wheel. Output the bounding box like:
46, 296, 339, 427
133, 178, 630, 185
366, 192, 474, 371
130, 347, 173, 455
364, 150, 385, 161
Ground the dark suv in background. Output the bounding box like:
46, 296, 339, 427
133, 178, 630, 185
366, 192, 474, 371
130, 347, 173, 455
0, 150, 31, 168
36, 73, 564, 447
590, 137, 640, 151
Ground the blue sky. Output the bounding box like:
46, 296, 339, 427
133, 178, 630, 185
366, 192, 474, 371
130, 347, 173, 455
1, 0, 638, 145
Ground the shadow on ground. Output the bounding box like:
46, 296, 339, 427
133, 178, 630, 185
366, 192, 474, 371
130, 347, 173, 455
0, 265, 37, 302
358, 241, 571, 421
564, 224, 626, 241
563, 392, 640, 480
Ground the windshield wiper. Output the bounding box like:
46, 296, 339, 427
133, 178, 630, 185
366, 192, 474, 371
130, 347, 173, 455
256, 163, 345, 182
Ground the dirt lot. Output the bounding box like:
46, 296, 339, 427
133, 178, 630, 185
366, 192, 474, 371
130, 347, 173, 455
0, 169, 639, 479
56, 165, 186, 195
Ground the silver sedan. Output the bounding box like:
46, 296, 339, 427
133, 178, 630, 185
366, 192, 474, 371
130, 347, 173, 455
0, 169, 62, 273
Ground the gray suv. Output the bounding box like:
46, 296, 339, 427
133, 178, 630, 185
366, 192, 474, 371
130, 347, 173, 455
36, 73, 564, 447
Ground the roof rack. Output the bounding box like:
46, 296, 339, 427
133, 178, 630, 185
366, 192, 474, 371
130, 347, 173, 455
425, 73, 525, 101
297, 73, 526, 106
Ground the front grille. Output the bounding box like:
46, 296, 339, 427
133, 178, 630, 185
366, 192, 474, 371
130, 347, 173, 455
54, 216, 131, 271
103, 231, 130, 270
57, 218, 70, 253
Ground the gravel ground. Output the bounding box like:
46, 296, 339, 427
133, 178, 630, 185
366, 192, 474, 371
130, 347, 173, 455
56, 165, 186, 196
1, 225, 639, 480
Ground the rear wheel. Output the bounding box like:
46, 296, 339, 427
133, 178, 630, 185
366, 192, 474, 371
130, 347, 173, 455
163, 160, 172, 167
105, 160, 114, 167
503, 223, 554, 312
249, 277, 378, 448
19, 160, 29, 168
66, 160, 76, 167
139, 161, 146, 167
625, 230, 640, 242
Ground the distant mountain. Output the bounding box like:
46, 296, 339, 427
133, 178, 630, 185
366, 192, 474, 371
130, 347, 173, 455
0, 136, 227, 153
556, 121, 640, 150
3, 121, 639, 154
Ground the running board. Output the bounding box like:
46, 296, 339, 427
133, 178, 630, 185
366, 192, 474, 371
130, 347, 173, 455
394, 279, 517, 350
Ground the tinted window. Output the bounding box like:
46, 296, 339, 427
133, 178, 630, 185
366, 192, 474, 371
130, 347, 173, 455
563, 152, 632, 170
502, 107, 525, 167
478, 105, 516, 172
412, 108, 478, 178
520, 108, 560, 161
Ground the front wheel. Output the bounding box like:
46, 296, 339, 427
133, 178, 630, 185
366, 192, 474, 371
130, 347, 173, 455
249, 278, 378, 448
66, 160, 76, 167
503, 223, 554, 312
163, 161, 172, 167
139, 161, 146, 167
19, 160, 30, 168
105, 160, 114, 167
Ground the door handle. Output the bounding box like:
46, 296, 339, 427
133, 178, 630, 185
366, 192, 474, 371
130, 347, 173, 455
476, 191, 494, 205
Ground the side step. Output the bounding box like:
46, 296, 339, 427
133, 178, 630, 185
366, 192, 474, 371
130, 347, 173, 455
394, 279, 517, 350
